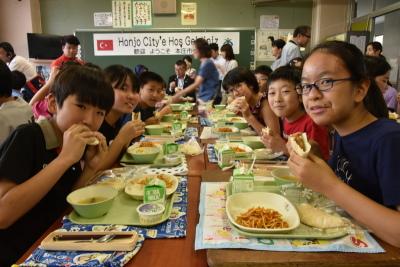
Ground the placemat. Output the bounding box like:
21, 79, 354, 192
195, 182, 384, 253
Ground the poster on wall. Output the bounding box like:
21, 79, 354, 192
94, 12, 113, 27
133, 1, 152, 26
112, 1, 132, 28
260, 15, 279, 29
256, 29, 293, 61
93, 32, 240, 56
181, 3, 197, 26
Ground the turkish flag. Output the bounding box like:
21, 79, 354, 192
97, 40, 113, 51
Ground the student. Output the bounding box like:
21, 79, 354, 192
365, 41, 383, 57
261, 66, 330, 160
134, 64, 148, 77
288, 41, 400, 247
222, 67, 280, 135
0, 42, 45, 102
51, 35, 84, 72
210, 43, 226, 104
0, 61, 33, 144
166, 59, 195, 101
183, 55, 196, 79
11, 70, 26, 98
278, 25, 311, 68
134, 71, 170, 124
270, 39, 286, 70
254, 65, 272, 94
0, 65, 114, 266
364, 55, 398, 112
173, 39, 219, 103
98, 65, 145, 169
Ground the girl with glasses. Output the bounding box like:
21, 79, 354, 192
288, 41, 400, 247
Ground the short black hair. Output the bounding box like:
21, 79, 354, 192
223, 67, 259, 93
221, 44, 235, 61
62, 35, 80, 46
367, 41, 383, 53
175, 59, 187, 67
210, 43, 219, 51
267, 66, 301, 89
293, 25, 311, 37
51, 65, 114, 112
272, 39, 286, 49
194, 38, 211, 58
104, 64, 139, 93
139, 71, 165, 88
183, 55, 193, 63
364, 55, 391, 78
0, 42, 15, 58
0, 60, 12, 97
254, 65, 272, 77
11, 70, 26, 91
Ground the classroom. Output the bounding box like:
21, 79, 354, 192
0, 0, 400, 266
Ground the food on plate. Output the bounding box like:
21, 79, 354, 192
128, 174, 175, 189
231, 146, 246, 153
217, 127, 233, 133
138, 141, 158, 148
235, 206, 289, 229
288, 132, 311, 158
297, 203, 345, 229
132, 111, 141, 121
87, 137, 99, 146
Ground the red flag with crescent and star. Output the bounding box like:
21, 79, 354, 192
97, 40, 113, 51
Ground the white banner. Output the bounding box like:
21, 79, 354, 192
93, 32, 240, 56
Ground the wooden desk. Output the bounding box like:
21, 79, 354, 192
17, 128, 400, 267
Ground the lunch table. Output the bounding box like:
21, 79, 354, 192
17, 120, 400, 267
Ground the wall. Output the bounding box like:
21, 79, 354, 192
39, 0, 312, 34
0, 0, 41, 58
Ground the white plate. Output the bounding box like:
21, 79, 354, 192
226, 192, 300, 233
254, 149, 284, 160
214, 142, 253, 154
212, 126, 240, 135
124, 173, 179, 200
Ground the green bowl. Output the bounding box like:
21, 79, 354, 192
271, 168, 298, 185
224, 112, 236, 117
145, 124, 164, 135
241, 136, 265, 149
67, 185, 118, 218
214, 104, 226, 111
227, 117, 248, 129
161, 114, 176, 122
170, 104, 183, 111
127, 146, 160, 163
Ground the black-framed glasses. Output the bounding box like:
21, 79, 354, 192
298, 77, 353, 95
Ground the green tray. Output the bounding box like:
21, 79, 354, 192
120, 151, 182, 167
226, 182, 349, 240
68, 191, 175, 226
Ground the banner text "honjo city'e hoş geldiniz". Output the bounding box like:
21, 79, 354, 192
93, 32, 240, 56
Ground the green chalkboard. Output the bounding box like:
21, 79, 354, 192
75, 29, 255, 82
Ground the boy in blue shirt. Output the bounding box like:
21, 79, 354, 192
0, 64, 114, 266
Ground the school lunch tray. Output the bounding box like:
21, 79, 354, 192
68, 191, 175, 227
225, 182, 349, 240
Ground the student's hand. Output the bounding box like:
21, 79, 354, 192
84, 132, 108, 171
261, 131, 287, 154
117, 120, 145, 146
58, 124, 97, 165
288, 152, 340, 193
